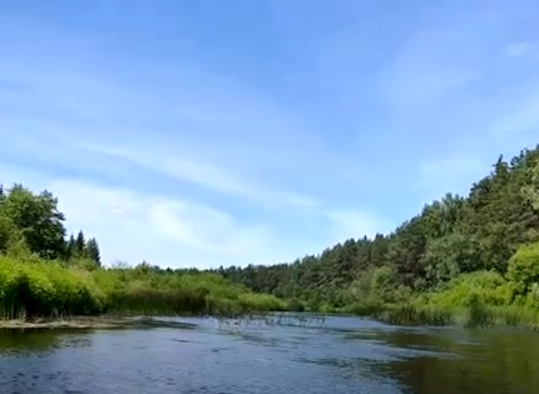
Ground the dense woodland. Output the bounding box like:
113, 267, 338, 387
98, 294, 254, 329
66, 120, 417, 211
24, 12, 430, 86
214, 146, 539, 317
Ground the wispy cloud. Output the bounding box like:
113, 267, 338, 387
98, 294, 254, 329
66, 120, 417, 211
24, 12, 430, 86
2, 1, 539, 268
490, 93, 539, 142
505, 42, 530, 56
421, 156, 486, 178
0, 163, 302, 268
378, 27, 479, 112
82, 143, 323, 210
325, 209, 393, 242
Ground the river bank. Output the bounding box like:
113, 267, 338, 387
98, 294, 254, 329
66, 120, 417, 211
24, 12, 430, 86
0, 256, 287, 321
340, 301, 539, 331
0, 316, 134, 330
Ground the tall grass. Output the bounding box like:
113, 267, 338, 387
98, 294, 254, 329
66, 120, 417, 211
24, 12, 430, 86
343, 271, 539, 330
345, 300, 539, 329
378, 304, 455, 326
0, 257, 286, 320
464, 295, 496, 328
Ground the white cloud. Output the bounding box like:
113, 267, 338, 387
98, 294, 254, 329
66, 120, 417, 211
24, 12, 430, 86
490, 93, 539, 141
0, 125, 323, 215
378, 26, 480, 112
1, 12, 373, 226
0, 162, 295, 268
0, 159, 391, 267
83, 142, 323, 210
415, 155, 489, 203
377, 6, 531, 114
14, 3, 539, 268
324, 209, 391, 243
505, 42, 530, 56
53, 179, 293, 268
421, 156, 485, 177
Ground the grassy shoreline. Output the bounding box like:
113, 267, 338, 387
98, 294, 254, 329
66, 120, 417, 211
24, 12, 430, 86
2, 307, 539, 331
0, 256, 287, 322
3, 257, 539, 332
340, 302, 539, 330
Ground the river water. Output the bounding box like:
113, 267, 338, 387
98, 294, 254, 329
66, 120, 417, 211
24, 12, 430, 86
1, 314, 538, 394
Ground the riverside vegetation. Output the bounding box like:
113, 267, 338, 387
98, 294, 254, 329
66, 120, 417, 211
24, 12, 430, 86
0, 185, 285, 323
2, 145, 539, 329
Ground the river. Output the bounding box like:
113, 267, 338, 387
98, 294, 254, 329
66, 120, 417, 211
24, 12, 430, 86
1, 314, 538, 394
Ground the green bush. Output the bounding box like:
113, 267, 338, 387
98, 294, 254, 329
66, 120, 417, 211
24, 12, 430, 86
286, 298, 305, 312
508, 241, 539, 295
426, 271, 512, 308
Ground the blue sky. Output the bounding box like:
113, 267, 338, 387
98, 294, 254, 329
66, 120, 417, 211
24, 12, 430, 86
1, 0, 539, 268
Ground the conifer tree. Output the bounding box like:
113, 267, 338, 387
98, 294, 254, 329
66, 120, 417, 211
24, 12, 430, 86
85, 238, 101, 266
66, 234, 76, 259
75, 230, 86, 257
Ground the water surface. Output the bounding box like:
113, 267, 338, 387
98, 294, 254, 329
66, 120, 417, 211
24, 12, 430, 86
1, 314, 538, 394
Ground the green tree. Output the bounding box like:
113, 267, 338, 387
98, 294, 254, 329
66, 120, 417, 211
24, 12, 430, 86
85, 238, 101, 266
66, 233, 76, 259
0, 212, 14, 251
423, 232, 482, 285
1, 184, 66, 259
523, 162, 539, 211
75, 230, 86, 257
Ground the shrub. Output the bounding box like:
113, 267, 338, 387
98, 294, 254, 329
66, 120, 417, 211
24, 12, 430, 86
508, 241, 539, 295
286, 299, 305, 312
427, 271, 512, 308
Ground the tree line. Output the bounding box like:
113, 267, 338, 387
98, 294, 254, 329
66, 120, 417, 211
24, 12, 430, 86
213, 146, 539, 312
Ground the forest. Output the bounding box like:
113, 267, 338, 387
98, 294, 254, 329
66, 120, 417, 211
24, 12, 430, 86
214, 146, 539, 327
2, 144, 539, 328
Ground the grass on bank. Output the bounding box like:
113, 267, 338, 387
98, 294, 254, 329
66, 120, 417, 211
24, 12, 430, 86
0, 256, 286, 321
364, 302, 539, 329
340, 271, 539, 330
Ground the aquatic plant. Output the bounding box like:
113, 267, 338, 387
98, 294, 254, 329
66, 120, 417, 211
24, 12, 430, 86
377, 304, 455, 327
464, 294, 496, 328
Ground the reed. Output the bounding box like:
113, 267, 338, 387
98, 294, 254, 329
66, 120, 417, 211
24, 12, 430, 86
377, 304, 455, 327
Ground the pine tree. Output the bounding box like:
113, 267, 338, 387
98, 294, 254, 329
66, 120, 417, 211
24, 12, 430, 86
75, 230, 86, 257
530, 162, 539, 211
66, 234, 76, 259
523, 162, 539, 211
85, 238, 101, 266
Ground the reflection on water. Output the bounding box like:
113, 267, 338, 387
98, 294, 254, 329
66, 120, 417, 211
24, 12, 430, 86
1, 316, 539, 394
0, 329, 64, 355
372, 329, 539, 394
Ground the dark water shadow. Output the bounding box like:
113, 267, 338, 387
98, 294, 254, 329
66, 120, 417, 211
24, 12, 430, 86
338, 327, 539, 394
0, 329, 91, 356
